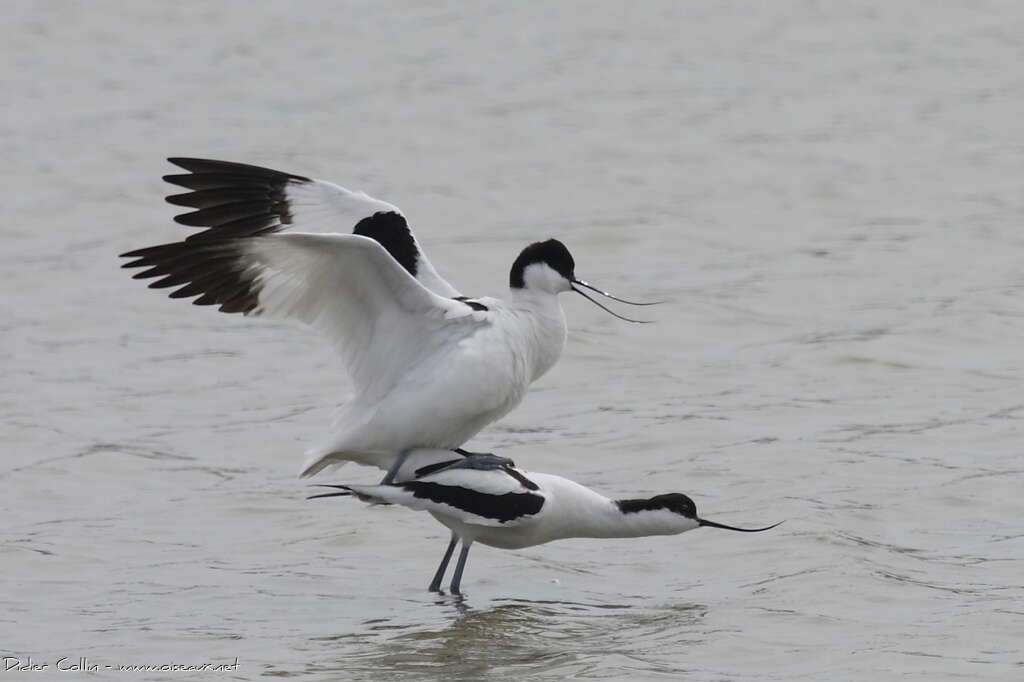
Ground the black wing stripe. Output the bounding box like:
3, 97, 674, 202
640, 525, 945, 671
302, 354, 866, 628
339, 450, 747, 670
403, 481, 544, 523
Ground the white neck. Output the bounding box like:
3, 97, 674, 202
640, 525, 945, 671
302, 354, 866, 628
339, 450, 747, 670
578, 502, 698, 539
533, 475, 699, 542
505, 287, 567, 381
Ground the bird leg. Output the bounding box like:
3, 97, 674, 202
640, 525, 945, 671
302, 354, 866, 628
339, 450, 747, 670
449, 542, 473, 595
455, 447, 490, 457
380, 449, 413, 485
386, 449, 501, 484
453, 449, 516, 469
428, 532, 459, 592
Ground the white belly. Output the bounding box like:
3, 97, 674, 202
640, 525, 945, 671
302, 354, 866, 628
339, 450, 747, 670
306, 330, 529, 469
301, 301, 566, 476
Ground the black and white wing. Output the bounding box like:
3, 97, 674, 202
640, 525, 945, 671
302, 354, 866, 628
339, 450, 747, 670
143, 157, 460, 297
121, 159, 489, 393
346, 458, 545, 527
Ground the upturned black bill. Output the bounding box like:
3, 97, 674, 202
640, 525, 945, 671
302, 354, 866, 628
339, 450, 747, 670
698, 519, 784, 533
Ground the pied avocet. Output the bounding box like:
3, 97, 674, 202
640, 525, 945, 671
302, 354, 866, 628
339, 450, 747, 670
310, 452, 780, 594
121, 159, 657, 481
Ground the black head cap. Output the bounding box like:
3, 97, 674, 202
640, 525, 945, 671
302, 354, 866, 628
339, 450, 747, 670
509, 239, 575, 289
616, 493, 697, 518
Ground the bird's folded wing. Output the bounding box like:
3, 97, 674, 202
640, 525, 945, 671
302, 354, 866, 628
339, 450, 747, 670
160, 157, 462, 298
348, 467, 545, 527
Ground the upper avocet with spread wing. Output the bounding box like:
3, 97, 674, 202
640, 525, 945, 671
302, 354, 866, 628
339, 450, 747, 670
121, 158, 656, 479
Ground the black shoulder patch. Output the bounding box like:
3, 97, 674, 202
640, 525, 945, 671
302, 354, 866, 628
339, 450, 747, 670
404, 482, 544, 523
616, 493, 697, 518
453, 296, 488, 311
353, 211, 419, 277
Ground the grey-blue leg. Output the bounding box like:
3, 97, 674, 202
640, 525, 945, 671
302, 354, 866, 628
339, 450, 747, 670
449, 542, 473, 595
445, 453, 515, 471
380, 449, 413, 485
428, 533, 458, 592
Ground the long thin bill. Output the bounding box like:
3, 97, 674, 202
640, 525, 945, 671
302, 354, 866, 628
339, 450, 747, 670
572, 279, 663, 306
571, 285, 652, 323
307, 484, 353, 500
698, 518, 783, 533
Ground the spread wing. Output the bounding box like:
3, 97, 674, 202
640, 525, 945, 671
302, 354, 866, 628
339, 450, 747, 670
156, 157, 460, 297
345, 461, 545, 527
122, 233, 488, 395
121, 159, 488, 393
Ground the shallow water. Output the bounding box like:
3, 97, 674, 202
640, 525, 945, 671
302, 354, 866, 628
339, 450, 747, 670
3, 1, 1024, 679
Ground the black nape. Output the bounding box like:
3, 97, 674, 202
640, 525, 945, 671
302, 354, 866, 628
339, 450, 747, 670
509, 239, 575, 288
616, 493, 697, 518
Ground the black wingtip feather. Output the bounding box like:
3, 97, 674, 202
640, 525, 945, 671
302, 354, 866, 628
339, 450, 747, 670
120, 236, 262, 315
162, 173, 282, 191
182, 216, 281, 242
120, 246, 161, 259
119, 158, 320, 315
172, 201, 282, 228
158, 159, 309, 242
166, 157, 311, 183
166, 188, 276, 208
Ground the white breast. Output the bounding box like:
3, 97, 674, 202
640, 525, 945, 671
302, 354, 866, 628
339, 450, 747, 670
308, 297, 567, 466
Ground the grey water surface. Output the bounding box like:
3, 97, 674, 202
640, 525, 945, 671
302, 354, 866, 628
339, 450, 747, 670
3, 1, 1023, 680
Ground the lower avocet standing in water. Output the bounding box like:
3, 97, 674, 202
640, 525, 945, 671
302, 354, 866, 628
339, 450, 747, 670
121, 158, 657, 481
311, 453, 782, 594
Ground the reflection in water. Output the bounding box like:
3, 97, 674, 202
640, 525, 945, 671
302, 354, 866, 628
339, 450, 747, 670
308, 598, 705, 681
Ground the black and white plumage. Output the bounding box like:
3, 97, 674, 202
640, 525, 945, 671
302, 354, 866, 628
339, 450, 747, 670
120, 159, 657, 479
311, 452, 781, 594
